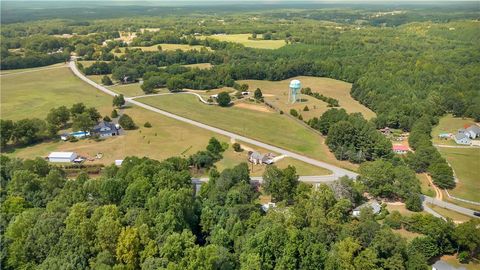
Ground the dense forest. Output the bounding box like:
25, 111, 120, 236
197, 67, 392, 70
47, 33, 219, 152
1, 153, 479, 269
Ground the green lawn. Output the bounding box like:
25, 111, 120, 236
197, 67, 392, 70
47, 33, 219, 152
199, 34, 286, 49
432, 114, 477, 145
438, 147, 480, 202
1, 66, 112, 121
138, 94, 358, 171
417, 173, 435, 197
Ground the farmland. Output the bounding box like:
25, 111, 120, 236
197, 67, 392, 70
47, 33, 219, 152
239, 76, 376, 120
200, 34, 286, 49
437, 147, 480, 202
0, 65, 112, 120
138, 93, 358, 171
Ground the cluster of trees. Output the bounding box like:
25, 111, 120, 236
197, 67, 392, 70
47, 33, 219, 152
359, 160, 422, 211
82, 61, 112, 75
2, 152, 478, 269
309, 108, 392, 163
1, 103, 103, 149
189, 137, 226, 171
405, 117, 455, 188
0, 51, 69, 70
301, 87, 339, 107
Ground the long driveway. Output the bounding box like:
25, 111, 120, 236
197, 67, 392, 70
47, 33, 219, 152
68, 60, 357, 179
69, 61, 478, 219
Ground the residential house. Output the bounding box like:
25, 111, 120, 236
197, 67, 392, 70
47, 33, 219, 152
48, 152, 78, 163
465, 125, 480, 139
261, 202, 276, 212
352, 201, 381, 217
248, 151, 275, 165
379, 127, 391, 136
454, 133, 471, 145
92, 121, 120, 138
392, 145, 410, 154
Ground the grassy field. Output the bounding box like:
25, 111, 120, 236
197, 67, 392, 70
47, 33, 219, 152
437, 147, 480, 202
417, 173, 435, 197
138, 93, 358, 171
182, 63, 213, 69
432, 114, 477, 145
0, 63, 66, 75
427, 203, 472, 223
200, 34, 286, 49
238, 76, 375, 120
1, 66, 112, 121
393, 229, 422, 242
114, 44, 211, 56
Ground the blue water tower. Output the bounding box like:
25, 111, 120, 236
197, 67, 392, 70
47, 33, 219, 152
289, 79, 301, 104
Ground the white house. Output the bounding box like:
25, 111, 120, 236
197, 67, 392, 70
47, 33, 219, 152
248, 151, 274, 165
454, 133, 471, 145
48, 152, 78, 163
352, 201, 381, 217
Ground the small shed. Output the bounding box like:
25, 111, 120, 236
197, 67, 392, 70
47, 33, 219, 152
48, 152, 77, 163
115, 160, 124, 166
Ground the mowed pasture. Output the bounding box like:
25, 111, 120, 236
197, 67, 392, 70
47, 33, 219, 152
200, 34, 286, 49
238, 76, 376, 120
2, 66, 334, 176
431, 114, 477, 146
437, 147, 480, 202
0, 65, 112, 121
138, 94, 358, 171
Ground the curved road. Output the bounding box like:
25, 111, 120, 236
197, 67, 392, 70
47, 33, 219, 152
69, 60, 357, 180
69, 60, 478, 219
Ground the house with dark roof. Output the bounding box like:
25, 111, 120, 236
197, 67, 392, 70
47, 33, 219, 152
92, 121, 119, 138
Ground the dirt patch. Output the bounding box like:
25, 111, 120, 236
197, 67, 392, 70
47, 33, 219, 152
235, 102, 273, 113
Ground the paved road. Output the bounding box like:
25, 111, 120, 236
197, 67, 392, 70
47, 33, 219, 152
69, 60, 478, 219
434, 144, 479, 149
421, 195, 479, 219
69, 60, 358, 179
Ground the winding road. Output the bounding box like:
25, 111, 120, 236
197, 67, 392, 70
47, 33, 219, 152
68, 60, 478, 219
68, 60, 356, 180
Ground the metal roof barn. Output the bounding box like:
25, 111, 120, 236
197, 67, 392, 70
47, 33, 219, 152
48, 152, 78, 163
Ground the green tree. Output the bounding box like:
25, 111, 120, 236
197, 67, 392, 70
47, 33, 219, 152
217, 92, 231, 107
101, 75, 113, 85
72, 112, 95, 132
263, 165, 299, 203
207, 137, 223, 155
70, 102, 86, 118
111, 109, 119, 118
254, 88, 263, 100
12, 118, 46, 145
116, 226, 141, 268
119, 114, 136, 130
1, 119, 14, 147
113, 94, 126, 108
46, 106, 70, 128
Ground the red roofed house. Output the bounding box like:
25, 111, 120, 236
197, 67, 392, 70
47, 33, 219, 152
392, 145, 410, 154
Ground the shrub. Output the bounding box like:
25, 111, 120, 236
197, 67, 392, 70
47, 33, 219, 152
101, 75, 113, 86
458, 251, 470, 263
232, 143, 242, 152
119, 114, 136, 130
217, 92, 231, 107
144, 122, 152, 128
103, 116, 112, 122
298, 115, 303, 121
280, 110, 284, 115
111, 109, 118, 118
303, 106, 309, 111
290, 109, 298, 117
254, 88, 263, 100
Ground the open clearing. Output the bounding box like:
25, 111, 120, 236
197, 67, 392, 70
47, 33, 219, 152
234, 102, 273, 113
114, 44, 211, 56
200, 34, 286, 49
417, 173, 436, 197
138, 93, 358, 171
432, 114, 477, 146
238, 76, 376, 120
441, 255, 480, 270
437, 147, 480, 202
1, 65, 112, 121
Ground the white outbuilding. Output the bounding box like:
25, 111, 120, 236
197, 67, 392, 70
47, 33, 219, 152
48, 152, 78, 163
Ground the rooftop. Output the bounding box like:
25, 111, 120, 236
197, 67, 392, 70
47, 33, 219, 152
48, 152, 77, 158
392, 145, 409, 151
